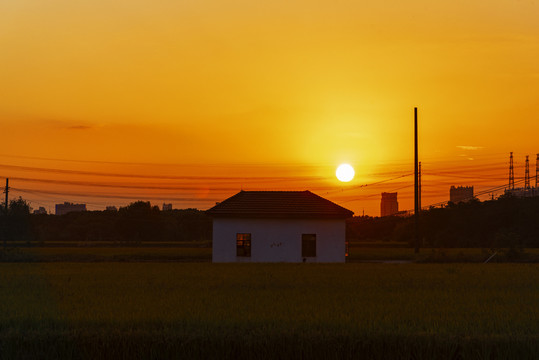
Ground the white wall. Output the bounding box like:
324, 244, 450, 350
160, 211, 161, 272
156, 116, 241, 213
212, 218, 346, 263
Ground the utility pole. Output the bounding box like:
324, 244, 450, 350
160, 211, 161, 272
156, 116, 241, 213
4, 178, 8, 213
509, 152, 515, 190
414, 107, 420, 254
3, 178, 8, 248
418, 161, 422, 211
536, 154, 538, 188
525, 155, 530, 189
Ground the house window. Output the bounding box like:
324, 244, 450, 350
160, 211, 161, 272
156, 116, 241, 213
236, 233, 251, 257
302, 234, 316, 257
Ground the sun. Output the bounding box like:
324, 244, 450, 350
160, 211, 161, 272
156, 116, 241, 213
336, 164, 355, 182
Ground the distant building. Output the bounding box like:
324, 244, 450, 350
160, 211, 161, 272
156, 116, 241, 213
162, 203, 172, 211
33, 207, 47, 215
450, 186, 474, 203
105, 206, 118, 212
207, 191, 353, 263
380, 192, 398, 217
55, 202, 86, 215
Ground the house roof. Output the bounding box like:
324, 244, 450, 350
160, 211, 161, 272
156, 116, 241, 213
206, 191, 354, 219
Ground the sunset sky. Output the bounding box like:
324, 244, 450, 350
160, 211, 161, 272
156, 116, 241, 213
1, 0, 538, 215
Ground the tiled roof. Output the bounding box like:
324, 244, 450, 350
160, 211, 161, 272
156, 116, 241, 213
206, 191, 354, 219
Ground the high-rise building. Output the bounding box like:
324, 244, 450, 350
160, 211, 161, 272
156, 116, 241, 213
380, 192, 398, 217
449, 186, 474, 203
55, 202, 86, 215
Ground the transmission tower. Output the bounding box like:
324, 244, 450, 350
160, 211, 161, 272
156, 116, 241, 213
536, 154, 538, 188
525, 155, 530, 189
509, 152, 515, 190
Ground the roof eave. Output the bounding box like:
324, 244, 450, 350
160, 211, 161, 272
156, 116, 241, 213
205, 211, 354, 219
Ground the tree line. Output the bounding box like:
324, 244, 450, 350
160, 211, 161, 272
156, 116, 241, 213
0, 199, 211, 244
1, 195, 539, 247
348, 194, 539, 248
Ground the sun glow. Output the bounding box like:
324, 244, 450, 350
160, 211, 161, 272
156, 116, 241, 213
336, 164, 355, 182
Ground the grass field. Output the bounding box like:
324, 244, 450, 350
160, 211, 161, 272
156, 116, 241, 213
0, 246, 212, 262
2, 245, 539, 263
1, 262, 538, 359
350, 247, 539, 263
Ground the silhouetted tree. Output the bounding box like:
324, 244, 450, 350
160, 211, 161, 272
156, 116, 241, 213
347, 215, 406, 242
13, 196, 539, 248
1, 197, 33, 244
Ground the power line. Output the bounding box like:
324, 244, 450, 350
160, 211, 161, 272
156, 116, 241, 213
11, 187, 220, 203
338, 184, 414, 203
422, 171, 506, 180
5, 176, 241, 192
0, 164, 323, 182
3, 152, 535, 213
324, 173, 413, 195
414, 178, 527, 210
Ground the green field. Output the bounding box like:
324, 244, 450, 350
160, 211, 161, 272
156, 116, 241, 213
1, 262, 538, 359
2, 245, 539, 263
349, 247, 539, 263
0, 246, 212, 262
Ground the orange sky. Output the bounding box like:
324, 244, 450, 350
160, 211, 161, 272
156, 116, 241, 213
0, 0, 538, 215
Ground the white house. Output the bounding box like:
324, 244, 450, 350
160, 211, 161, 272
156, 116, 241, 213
206, 191, 354, 263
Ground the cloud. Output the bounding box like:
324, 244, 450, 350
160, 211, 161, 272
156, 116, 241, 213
456, 145, 483, 151
32, 119, 97, 130
67, 125, 93, 130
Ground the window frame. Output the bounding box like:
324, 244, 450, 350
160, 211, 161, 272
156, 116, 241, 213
236, 233, 252, 257
301, 233, 317, 258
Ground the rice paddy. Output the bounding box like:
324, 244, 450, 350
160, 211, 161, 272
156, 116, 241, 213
1, 261, 538, 359
2, 245, 539, 263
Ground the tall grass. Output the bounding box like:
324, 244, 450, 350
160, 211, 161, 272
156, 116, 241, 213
3, 246, 539, 263
0, 247, 211, 262
1, 263, 538, 358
